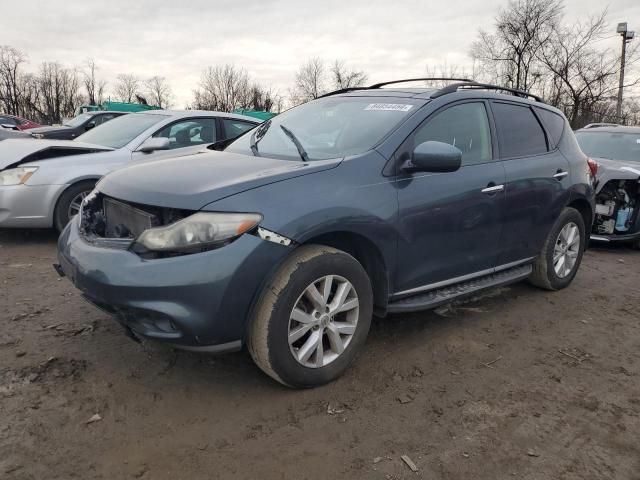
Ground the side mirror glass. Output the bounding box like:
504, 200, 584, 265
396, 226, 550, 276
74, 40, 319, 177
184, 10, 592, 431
138, 137, 170, 153
404, 141, 462, 173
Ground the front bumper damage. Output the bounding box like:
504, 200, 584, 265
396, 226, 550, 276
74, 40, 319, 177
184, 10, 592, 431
590, 161, 640, 244
56, 211, 292, 349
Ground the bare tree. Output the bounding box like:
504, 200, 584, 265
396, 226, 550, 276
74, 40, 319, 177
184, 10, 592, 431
0, 45, 28, 115
424, 63, 478, 87
538, 12, 639, 127
291, 58, 326, 104
113, 73, 139, 103
35, 62, 83, 124
144, 76, 172, 109
192, 65, 250, 112
82, 58, 106, 105
471, 0, 562, 91
331, 60, 368, 89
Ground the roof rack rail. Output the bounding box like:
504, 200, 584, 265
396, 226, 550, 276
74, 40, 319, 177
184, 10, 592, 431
317, 78, 475, 99
368, 78, 474, 88
431, 81, 543, 103
583, 123, 620, 129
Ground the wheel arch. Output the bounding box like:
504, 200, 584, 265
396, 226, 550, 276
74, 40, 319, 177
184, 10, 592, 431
301, 230, 390, 315
52, 177, 100, 228
567, 197, 593, 235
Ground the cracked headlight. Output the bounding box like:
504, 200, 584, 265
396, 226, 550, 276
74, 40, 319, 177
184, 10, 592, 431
0, 167, 38, 186
136, 212, 262, 253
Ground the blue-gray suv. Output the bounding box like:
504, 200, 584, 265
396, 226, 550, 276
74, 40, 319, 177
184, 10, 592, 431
56, 79, 595, 388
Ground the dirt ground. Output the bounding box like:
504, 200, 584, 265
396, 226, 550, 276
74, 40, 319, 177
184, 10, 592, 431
1, 228, 639, 480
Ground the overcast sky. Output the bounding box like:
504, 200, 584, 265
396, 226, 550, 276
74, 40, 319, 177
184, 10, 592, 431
1, 0, 638, 107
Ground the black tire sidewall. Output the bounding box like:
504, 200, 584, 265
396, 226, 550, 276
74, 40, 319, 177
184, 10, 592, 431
543, 208, 586, 289
54, 181, 95, 232
266, 250, 373, 388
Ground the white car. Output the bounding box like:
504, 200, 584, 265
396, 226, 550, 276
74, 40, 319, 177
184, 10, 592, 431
0, 110, 260, 230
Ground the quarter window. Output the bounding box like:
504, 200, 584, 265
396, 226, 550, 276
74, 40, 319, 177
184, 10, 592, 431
493, 102, 548, 158
535, 108, 565, 149
222, 119, 256, 140
412, 102, 493, 165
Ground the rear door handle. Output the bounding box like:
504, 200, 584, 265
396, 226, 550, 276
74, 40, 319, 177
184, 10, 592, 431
553, 170, 569, 180
481, 184, 505, 194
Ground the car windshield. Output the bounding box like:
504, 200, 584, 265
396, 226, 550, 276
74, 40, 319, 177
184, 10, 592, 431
64, 113, 93, 127
225, 97, 421, 161
576, 131, 640, 163
76, 113, 169, 149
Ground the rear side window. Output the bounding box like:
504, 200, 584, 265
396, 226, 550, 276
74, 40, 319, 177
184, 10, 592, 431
492, 102, 547, 158
413, 102, 493, 166
222, 119, 256, 140
535, 108, 565, 149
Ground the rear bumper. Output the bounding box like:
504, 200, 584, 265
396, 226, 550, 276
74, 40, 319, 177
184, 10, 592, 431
56, 219, 291, 347
0, 184, 65, 228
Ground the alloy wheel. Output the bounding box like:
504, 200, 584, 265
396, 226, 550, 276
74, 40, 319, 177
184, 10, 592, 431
288, 275, 359, 368
553, 222, 580, 279
67, 191, 89, 220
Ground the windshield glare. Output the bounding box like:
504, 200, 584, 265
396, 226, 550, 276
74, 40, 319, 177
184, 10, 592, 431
225, 97, 420, 161
576, 131, 640, 163
64, 113, 93, 127
75, 113, 168, 149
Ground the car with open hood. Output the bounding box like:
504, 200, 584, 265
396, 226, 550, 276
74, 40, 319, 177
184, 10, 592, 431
0, 110, 260, 231
56, 79, 595, 388
575, 123, 640, 248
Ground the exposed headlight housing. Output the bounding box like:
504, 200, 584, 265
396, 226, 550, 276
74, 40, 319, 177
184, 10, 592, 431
0, 167, 38, 186
135, 212, 262, 253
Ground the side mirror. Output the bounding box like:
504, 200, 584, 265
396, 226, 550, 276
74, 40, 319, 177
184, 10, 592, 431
137, 137, 170, 153
85, 122, 96, 131
403, 141, 462, 173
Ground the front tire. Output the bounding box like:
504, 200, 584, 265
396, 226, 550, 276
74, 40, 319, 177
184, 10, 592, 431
529, 207, 586, 291
247, 245, 373, 388
53, 180, 96, 232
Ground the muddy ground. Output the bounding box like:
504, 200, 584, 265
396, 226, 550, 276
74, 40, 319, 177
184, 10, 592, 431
1, 228, 639, 480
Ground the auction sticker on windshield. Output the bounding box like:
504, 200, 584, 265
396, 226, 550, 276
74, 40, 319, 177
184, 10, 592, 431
364, 103, 414, 112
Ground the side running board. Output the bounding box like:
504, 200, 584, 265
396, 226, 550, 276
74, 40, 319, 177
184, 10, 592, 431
387, 263, 533, 313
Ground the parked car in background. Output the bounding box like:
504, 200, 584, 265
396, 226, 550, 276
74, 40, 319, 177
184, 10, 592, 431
56, 79, 594, 388
0, 110, 259, 230
29, 111, 127, 140
0, 113, 41, 130
575, 124, 640, 248
0, 128, 32, 141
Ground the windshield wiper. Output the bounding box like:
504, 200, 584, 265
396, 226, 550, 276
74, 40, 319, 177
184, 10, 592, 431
249, 119, 271, 156
280, 124, 309, 162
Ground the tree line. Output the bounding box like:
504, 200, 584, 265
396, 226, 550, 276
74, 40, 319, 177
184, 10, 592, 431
1, 0, 637, 127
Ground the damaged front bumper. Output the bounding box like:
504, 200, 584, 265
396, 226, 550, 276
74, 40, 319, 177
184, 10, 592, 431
56, 218, 291, 348
0, 184, 64, 228
591, 160, 640, 244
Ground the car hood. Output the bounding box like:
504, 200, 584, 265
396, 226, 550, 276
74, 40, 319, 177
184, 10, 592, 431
98, 150, 342, 210
0, 138, 113, 170
28, 125, 72, 135
593, 157, 640, 193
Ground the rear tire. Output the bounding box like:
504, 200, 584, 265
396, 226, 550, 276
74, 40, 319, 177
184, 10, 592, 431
247, 245, 373, 388
53, 180, 96, 232
529, 207, 586, 291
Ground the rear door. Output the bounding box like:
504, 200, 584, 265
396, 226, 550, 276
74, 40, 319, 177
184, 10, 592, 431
393, 100, 506, 295
491, 101, 571, 264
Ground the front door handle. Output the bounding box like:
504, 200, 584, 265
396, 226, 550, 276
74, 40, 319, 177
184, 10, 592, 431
481, 183, 505, 194
553, 170, 569, 180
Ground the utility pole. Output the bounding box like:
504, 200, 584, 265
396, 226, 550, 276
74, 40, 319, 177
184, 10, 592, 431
616, 23, 635, 120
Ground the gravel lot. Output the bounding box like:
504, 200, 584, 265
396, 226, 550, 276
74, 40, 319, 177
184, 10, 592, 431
1, 228, 639, 480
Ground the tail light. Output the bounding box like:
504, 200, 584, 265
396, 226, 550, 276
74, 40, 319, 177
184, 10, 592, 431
587, 157, 598, 178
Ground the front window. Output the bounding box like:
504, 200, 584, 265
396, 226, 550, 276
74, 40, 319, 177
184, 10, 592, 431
64, 113, 93, 128
76, 113, 169, 149
153, 118, 216, 149
225, 97, 421, 161
576, 131, 640, 163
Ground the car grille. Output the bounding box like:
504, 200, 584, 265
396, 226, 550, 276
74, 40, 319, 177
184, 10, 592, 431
103, 198, 154, 239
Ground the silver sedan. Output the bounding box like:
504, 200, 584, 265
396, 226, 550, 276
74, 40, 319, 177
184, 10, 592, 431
0, 110, 259, 230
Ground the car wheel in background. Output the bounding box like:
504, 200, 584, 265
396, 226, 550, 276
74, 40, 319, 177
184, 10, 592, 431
53, 180, 96, 232
529, 207, 586, 291
247, 245, 373, 388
